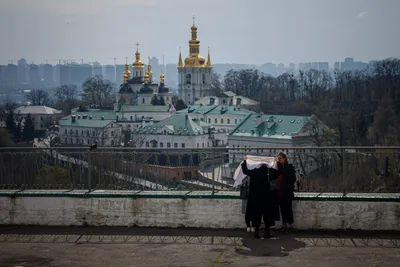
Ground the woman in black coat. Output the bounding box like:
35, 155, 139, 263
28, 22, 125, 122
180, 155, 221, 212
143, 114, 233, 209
276, 152, 296, 231
241, 155, 280, 239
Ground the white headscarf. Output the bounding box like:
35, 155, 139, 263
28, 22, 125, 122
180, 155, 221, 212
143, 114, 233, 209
233, 155, 278, 188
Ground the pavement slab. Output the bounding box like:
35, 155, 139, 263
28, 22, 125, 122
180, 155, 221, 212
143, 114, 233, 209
0, 226, 399, 267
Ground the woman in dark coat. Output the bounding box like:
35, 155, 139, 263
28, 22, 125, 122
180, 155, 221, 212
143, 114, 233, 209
241, 155, 280, 239
276, 152, 296, 231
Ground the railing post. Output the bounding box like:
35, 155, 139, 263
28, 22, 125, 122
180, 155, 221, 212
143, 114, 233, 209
211, 151, 215, 194
88, 151, 92, 192
341, 148, 346, 197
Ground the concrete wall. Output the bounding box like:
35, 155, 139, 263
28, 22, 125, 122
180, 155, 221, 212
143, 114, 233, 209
0, 190, 399, 231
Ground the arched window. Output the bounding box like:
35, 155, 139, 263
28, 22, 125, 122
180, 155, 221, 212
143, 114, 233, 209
142, 98, 145, 104
202, 73, 206, 84
186, 74, 191, 84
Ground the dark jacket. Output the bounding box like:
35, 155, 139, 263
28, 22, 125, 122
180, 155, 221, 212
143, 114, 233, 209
278, 162, 296, 200
241, 160, 279, 194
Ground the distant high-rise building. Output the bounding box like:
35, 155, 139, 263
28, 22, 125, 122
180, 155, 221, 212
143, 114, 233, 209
103, 65, 116, 83
334, 62, 340, 70
92, 62, 102, 77
43, 64, 54, 87
150, 57, 160, 81
56, 64, 70, 85
17, 58, 29, 84
115, 64, 125, 85
311, 62, 318, 69
319, 62, 329, 72
0, 65, 6, 86
259, 62, 277, 76
29, 64, 41, 87
6, 64, 18, 87
288, 63, 295, 71
166, 63, 177, 86
69, 64, 92, 85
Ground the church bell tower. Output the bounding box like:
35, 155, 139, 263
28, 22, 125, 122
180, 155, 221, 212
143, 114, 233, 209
177, 17, 212, 105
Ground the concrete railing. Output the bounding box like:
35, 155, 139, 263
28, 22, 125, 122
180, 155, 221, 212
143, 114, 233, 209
1, 190, 399, 231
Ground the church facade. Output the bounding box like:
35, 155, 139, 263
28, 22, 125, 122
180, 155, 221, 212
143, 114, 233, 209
178, 18, 213, 105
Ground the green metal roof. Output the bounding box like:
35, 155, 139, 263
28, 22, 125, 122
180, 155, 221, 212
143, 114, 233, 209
230, 113, 313, 139
177, 105, 254, 116
71, 109, 116, 120
133, 114, 212, 136
59, 118, 115, 128
119, 104, 172, 112
59, 109, 117, 128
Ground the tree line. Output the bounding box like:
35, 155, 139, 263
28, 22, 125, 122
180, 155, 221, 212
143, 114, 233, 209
210, 58, 400, 146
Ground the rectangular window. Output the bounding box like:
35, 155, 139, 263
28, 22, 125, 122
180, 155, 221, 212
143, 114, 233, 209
227, 119, 230, 124
160, 142, 164, 148
167, 142, 171, 148
221, 118, 223, 124
174, 143, 178, 148
208, 118, 211, 123
181, 143, 185, 148
214, 118, 217, 123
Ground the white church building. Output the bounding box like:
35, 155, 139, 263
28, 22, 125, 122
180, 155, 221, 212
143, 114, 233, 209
177, 19, 213, 105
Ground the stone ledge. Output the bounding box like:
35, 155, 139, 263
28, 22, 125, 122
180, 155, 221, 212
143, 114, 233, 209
0, 190, 399, 202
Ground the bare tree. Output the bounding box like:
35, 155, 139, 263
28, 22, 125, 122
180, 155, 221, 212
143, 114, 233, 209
82, 76, 115, 107
120, 129, 146, 147
27, 89, 51, 106
211, 71, 223, 95
55, 84, 78, 102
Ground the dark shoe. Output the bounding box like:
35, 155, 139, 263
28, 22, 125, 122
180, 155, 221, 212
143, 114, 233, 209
263, 229, 273, 239
263, 233, 273, 239
254, 230, 260, 239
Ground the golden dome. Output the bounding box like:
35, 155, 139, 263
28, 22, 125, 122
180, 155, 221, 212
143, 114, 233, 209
146, 57, 153, 77
133, 42, 144, 69
123, 59, 131, 84
184, 54, 206, 67
144, 73, 149, 84
180, 17, 208, 68
160, 73, 165, 84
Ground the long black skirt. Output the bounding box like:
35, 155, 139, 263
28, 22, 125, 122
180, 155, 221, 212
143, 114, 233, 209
246, 190, 280, 228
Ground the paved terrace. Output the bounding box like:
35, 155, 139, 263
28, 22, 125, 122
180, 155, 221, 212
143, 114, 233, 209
0, 226, 399, 267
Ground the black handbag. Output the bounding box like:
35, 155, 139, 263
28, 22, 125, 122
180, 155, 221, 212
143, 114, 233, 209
267, 168, 279, 191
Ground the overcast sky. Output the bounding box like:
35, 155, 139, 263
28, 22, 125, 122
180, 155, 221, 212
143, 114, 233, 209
0, 0, 399, 65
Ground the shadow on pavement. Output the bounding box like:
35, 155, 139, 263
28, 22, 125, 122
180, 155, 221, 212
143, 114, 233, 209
236, 231, 306, 257
0, 225, 399, 240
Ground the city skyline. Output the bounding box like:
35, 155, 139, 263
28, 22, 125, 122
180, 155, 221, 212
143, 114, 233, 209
1, 0, 399, 65
1, 56, 379, 67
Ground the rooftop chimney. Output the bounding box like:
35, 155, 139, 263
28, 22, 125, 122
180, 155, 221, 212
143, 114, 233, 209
71, 115, 76, 123
101, 116, 104, 120
209, 97, 215, 105
77, 115, 81, 119
256, 112, 264, 125
89, 115, 92, 120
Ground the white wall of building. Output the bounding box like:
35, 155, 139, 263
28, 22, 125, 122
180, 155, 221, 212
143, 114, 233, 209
178, 68, 212, 105
59, 122, 123, 146
140, 132, 227, 148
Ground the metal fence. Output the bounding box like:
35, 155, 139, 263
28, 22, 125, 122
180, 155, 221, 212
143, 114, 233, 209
0, 147, 399, 194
